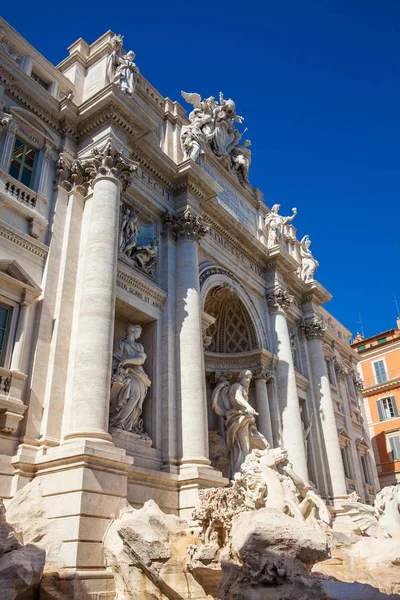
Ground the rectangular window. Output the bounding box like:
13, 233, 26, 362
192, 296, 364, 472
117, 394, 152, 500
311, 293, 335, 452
325, 359, 335, 386
373, 359, 388, 384
389, 435, 400, 461
31, 72, 49, 90
377, 396, 399, 421
361, 455, 371, 484
9, 138, 38, 189
341, 446, 352, 479
356, 344, 366, 352
377, 337, 387, 345
0, 304, 11, 367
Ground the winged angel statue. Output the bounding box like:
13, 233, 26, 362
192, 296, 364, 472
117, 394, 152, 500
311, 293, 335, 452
342, 484, 400, 538
181, 91, 252, 185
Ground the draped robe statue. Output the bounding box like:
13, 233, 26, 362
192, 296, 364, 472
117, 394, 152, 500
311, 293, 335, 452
212, 370, 269, 478
109, 324, 151, 435
299, 235, 319, 282
264, 204, 297, 248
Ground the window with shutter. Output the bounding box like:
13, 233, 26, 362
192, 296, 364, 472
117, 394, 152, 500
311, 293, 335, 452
378, 397, 399, 420
361, 455, 371, 484
389, 436, 400, 461
373, 360, 388, 384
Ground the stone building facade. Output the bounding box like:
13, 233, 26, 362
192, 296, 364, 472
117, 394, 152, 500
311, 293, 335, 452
0, 18, 378, 593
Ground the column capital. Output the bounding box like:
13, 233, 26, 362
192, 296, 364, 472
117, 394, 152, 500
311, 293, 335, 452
352, 370, 364, 391
58, 141, 137, 195
253, 367, 274, 382
266, 286, 292, 313
162, 208, 209, 243
300, 316, 327, 340
334, 359, 349, 378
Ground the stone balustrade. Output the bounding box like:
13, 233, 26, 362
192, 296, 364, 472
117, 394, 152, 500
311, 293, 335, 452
0, 168, 48, 237
3, 172, 37, 207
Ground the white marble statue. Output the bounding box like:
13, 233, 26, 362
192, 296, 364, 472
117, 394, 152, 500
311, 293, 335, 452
107, 34, 139, 96
263, 204, 297, 248
212, 369, 269, 478
343, 483, 400, 538
109, 324, 151, 435
299, 235, 319, 282
181, 91, 251, 186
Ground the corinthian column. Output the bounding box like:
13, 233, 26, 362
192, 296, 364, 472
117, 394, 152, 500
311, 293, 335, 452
301, 316, 347, 500
62, 142, 136, 444
267, 288, 309, 482
254, 368, 273, 445
164, 209, 211, 469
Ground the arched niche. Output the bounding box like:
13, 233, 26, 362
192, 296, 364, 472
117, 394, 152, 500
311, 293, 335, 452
200, 265, 268, 351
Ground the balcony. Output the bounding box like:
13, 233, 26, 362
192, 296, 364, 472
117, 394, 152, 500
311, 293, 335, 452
362, 368, 400, 396
0, 367, 27, 433
0, 169, 48, 238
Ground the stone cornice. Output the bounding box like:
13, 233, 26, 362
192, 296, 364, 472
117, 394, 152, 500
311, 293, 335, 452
0, 219, 48, 260
116, 264, 167, 311
174, 159, 222, 202
204, 348, 277, 375
265, 246, 299, 276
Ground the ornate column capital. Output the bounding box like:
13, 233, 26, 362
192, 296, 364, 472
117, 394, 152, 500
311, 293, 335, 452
253, 367, 274, 382
334, 359, 348, 378
352, 371, 364, 391
300, 316, 327, 340
162, 209, 209, 243
0, 109, 12, 129
58, 142, 137, 195
266, 287, 293, 313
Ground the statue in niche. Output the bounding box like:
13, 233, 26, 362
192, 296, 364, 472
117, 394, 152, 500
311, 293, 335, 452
119, 204, 158, 277
212, 369, 269, 479
264, 204, 297, 248
109, 324, 151, 437
180, 91, 252, 186
107, 34, 140, 96
299, 235, 319, 283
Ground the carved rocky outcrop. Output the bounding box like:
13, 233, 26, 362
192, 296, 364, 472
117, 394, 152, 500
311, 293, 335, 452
0, 498, 45, 600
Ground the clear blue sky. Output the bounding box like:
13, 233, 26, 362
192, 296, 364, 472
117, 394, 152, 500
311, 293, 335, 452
3, 1, 399, 338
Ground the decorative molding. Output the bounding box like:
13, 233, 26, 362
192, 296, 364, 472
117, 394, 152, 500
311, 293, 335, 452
204, 348, 276, 376
0, 27, 23, 64
0, 220, 48, 259
352, 371, 364, 391
116, 266, 166, 310
162, 209, 209, 242
334, 359, 349, 378
253, 367, 274, 382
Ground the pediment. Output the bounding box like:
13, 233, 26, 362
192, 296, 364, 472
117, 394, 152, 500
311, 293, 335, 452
0, 260, 41, 294
356, 437, 369, 450
337, 427, 351, 441
10, 106, 55, 143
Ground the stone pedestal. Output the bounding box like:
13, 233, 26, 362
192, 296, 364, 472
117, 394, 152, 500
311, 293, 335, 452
267, 288, 309, 482
302, 317, 347, 501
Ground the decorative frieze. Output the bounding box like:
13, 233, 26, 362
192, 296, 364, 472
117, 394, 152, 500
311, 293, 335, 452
59, 142, 137, 195
162, 209, 209, 242
266, 287, 293, 312
300, 316, 327, 340
0, 26, 23, 64
116, 268, 166, 310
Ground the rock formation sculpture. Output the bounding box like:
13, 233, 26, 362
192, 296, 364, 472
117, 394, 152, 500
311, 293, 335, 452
181, 91, 252, 185
107, 34, 139, 96
299, 234, 319, 282
211, 369, 269, 478
109, 323, 151, 436
264, 203, 297, 248
342, 483, 400, 538
0, 498, 45, 600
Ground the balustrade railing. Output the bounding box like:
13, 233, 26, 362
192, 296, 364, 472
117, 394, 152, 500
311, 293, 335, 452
1, 169, 37, 208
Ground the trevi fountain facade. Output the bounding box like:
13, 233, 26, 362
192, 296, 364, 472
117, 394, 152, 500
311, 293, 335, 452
0, 17, 399, 600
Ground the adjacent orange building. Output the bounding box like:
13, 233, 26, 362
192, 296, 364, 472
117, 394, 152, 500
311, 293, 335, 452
351, 319, 400, 487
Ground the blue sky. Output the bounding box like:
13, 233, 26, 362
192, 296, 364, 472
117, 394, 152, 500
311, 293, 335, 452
3, 1, 399, 338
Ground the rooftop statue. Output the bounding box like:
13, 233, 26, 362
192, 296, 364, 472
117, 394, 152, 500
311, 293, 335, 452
107, 34, 140, 96
181, 91, 252, 186
263, 203, 297, 248
299, 235, 319, 282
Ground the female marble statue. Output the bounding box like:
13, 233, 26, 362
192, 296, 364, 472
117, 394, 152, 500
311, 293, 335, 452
212, 369, 268, 478
299, 235, 319, 283
107, 35, 139, 96
264, 204, 297, 249
109, 324, 151, 434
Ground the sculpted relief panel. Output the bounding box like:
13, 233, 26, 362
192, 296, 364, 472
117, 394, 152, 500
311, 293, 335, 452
119, 203, 158, 278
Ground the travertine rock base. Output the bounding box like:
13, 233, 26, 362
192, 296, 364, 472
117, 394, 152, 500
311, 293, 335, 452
0, 499, 45, 600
